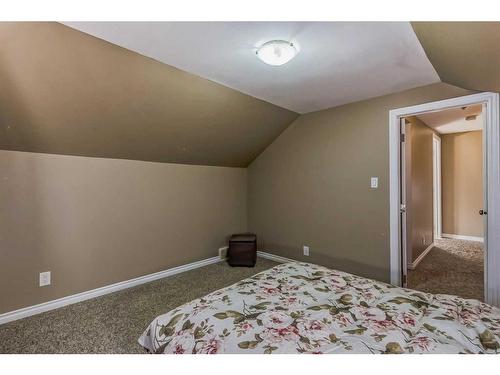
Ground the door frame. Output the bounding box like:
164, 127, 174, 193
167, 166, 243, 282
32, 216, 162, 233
389, 92, 500, 306
400, 117, 409, 287
432, 133, 442, 240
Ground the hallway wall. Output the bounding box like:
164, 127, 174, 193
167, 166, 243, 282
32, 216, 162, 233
441, 131, 484, 238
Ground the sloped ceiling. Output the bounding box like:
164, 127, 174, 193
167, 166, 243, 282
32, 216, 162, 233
412, 22, 500, 93
62, 22, 439, 114
0, 22, 298, 167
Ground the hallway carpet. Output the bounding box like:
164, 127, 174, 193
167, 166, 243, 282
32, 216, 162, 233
408, 238, 484, 301
0, 258, 277, 354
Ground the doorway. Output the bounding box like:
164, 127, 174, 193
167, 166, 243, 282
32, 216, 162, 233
389, 92, 500, 306
403, 106, 484, 300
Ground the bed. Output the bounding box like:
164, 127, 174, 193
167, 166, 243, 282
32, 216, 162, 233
138, 262, 500, 354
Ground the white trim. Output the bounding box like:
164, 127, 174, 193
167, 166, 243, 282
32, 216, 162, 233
0, 256, 222, 325
390, 110, 403, 286
442, 233, 484, 243
257, 251, 297, 264
485, 92, 500, 307
407, 243, 434, 270
389, 92, 500, 306
400, 117, 409, 286
432, 134, 442, 240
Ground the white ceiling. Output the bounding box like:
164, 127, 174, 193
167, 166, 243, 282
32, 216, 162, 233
62, 22, 440, 114
417, 104, 484, 134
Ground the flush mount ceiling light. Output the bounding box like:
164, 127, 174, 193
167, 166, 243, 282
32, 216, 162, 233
255, 40, 298, 66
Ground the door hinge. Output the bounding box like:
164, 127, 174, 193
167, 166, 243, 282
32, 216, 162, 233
403, 274, 407, 284
400, 204, 406, 213
400, 133, 405, 142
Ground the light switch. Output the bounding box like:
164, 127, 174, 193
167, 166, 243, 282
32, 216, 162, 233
371, 177, 378, 189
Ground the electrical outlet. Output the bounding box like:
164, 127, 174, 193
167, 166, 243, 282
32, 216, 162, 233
371, 177, 378, 189
218, 246, 228, 260
39, 271, 51, 287
303, 246, 310, 256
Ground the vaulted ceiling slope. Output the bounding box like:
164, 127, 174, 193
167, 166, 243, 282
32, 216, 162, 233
0, 22, 298, 167
62, 22, 440, 114
412, 22, 500, 94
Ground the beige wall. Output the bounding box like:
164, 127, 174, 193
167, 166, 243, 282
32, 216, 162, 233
248, 83, 473, 282
0, 22, 297, 168
405, 117, 435, 263
412, 22, 500, 94
0, 150, 247, 314
442, 131, 484, 237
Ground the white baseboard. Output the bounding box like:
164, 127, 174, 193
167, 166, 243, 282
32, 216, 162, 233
257, 251, 297, 263
442, 233, 484, 243
0, 255, 222, 325
1, 250, 302, 325
407, 243, 434, 270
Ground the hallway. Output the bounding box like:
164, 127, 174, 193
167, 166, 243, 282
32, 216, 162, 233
408, 238, 484, 301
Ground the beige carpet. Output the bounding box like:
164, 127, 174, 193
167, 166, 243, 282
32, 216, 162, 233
0, 258, 277, 354
408, 238, 484, 301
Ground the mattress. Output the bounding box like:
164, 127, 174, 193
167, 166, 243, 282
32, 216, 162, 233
138, 262, 500, 354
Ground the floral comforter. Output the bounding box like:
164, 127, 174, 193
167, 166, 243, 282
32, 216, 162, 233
138, 262, 500, 354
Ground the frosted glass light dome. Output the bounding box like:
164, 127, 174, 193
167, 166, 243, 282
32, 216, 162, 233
256, 40, 297, 66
